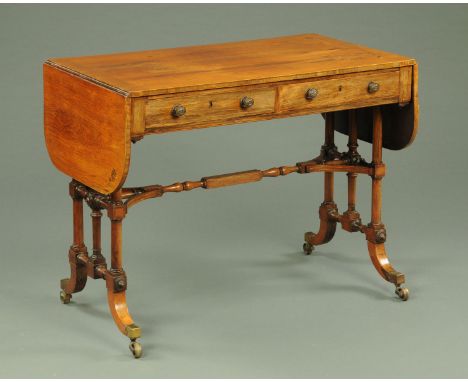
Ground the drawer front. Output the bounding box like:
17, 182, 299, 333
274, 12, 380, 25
134, 68, 409, 137
145, 87, 276, 131
278, 69, 401, 113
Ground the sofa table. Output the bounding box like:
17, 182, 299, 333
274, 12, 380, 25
43, 34, 419, 358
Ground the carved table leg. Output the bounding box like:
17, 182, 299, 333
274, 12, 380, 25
106, 189, 142, 358
87, 208, 107, 278
60, 180, 88, 304
341, 110, 363, 233
366, 107, 409, 301
303, 113, 339, 254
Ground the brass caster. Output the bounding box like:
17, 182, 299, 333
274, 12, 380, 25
129, 340, 142, 359
395, 286, 409, 301
303, 242, 314, 255
60, 290, 72, 304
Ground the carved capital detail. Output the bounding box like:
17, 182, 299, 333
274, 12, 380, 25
106, 268, 127, 293
341, 210, 362, 232
320, 144, 342, 162
68, 244, 88, 263
365, 223, 387, 244
69, 181, 86, 200
86, 192, 111, 210
319, 202, 340, 222
342, 150, 365, 165
69, 180, 111, 209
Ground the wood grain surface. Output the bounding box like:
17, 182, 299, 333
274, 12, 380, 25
46, 34, 416, 97
44, 64, 131, 194
44, 34, 418, 196
277, 69, 400, 112
145, 86, 276, 130
137, 68, 410, 136
332, 64, 418, 150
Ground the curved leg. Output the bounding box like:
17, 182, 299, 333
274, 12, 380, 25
367, 242, 408, 301
106, 287, 140, 337
303, 199, 338, 255
106, 277, 142, 357
60, 181, 88, 304
367, 242, 404, 284
107, 287, 142, 357
106, 189, 142, 358
60, 245, 88, 303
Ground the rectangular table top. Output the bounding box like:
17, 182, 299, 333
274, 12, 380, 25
44, 33, 418, 195
46, 33, 415, 97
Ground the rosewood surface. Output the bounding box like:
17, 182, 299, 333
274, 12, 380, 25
43, 34, 418, 358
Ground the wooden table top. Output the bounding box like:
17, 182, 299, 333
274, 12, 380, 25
47, 33, 415, 97
44, 33, 418, 195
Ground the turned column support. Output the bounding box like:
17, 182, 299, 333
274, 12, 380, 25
104, 189, 141, 354
365, 107, 387, 243
60, 180, 89, 303
107, 189, 127, 270
341, 110, 363, 233
86, 208, 107, 279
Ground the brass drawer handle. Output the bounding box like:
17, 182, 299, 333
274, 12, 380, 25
368, 82, 380, 94
240, 96, 254, 109
305, 88, 319, 100
171, 104, 186, 117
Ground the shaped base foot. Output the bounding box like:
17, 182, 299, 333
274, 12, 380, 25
303, 202, 338, 254
367, 241, 408, 301
60, 245, 88, 302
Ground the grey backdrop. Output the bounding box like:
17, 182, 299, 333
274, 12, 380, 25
0, 4, 467, 378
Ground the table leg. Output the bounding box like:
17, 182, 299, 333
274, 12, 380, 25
87, 208, 107, 278
365, 107, 409, 301
105, 189, 142, 358
60, 180, 88, 304
341, 110, 363, 233
303, 113, 339, 254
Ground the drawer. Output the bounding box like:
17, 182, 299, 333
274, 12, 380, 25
278, 69, 401, 113
145, 87, 276, 131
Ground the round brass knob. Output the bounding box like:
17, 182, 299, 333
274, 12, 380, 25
240, 96, 254, 109
171, 104, 186, 117
368, 82, 380, 94
305, 88, 319, 100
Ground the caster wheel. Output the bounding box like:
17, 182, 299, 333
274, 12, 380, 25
60, 290, 72, 304
395, 287, 409, 301
129, 340, 142, 359
303, 242, 314, 255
